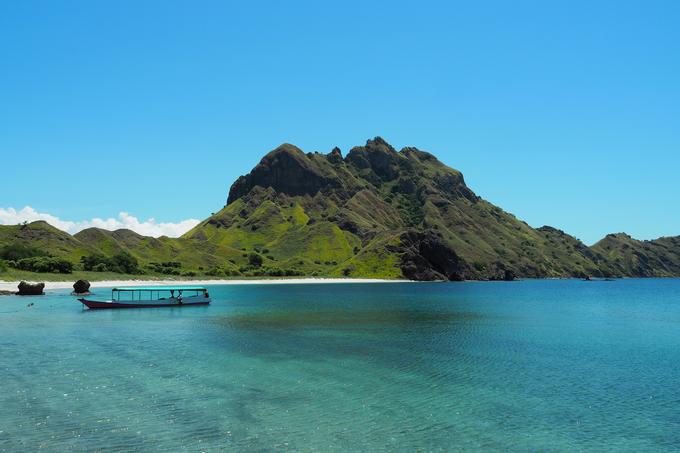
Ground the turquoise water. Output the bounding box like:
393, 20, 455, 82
1, 280, 679, 451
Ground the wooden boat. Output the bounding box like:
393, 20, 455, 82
78, 286, 211, 309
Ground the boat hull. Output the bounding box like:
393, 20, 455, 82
78, 298, 210, 309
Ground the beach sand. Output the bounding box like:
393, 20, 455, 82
0, 278, 408, 292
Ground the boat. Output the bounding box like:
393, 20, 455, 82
78, 286, 211, 309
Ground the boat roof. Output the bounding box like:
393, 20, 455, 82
112, 286, 207, 291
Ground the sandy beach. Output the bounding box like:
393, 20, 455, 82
0, 278, 408, 292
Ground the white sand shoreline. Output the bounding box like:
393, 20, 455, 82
0, 278, 410, 291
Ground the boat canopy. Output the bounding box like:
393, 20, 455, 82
112, 286, 207, 292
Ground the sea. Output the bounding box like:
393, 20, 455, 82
1, 279, 679, 451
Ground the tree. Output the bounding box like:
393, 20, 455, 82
248, 252, 263, 267
0, 243, 48, 261
109, 252, 139, 274
15, 256, 73, 273
81, 254, 108, 271
81, 252, 140, 274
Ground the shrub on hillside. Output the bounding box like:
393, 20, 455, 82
81, 254, 107, 271
81, 252, 141, 274
0, 243, 48, 261
147, 261, 181, 275
263, 267, 284, 277
256, 268, 303, 277
248, 253, 263, 267
15, 256, 73, 274
205, 266, 224, 276
108, 252, 140, 274
92, 263, 108, 272
284, 268, 302, 276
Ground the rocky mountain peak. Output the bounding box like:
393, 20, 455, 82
227, 143, 350, 204
327, 146, 343, 164
345, 137, 406, 182
227, 137, 483, 206
366, 136, 396, 152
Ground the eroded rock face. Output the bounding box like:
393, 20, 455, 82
485, 263, 518, 281
392, 230, 471, 281
227, 137, 466, 207
73, 279, 91, 294
327, 146, 343, 164
346, 137, 405, 182
17, 281, 45, 295
227, 144, 347, 203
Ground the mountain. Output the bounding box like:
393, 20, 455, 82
183, 137, 680, 280
590, 233, 680, 277
2, 137, 679, 280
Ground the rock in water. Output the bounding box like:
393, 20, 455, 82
73, 279, 91, 294
17, 281, 45, 295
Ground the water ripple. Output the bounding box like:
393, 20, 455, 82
1, 280, 680, 450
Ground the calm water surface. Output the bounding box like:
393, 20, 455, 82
1, 280, 679, 451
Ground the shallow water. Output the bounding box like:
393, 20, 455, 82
1, 279, 679, 451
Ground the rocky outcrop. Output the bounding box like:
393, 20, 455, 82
392, 230, 471, 281
227, 137, 469, 206
346, 137, 405, 182
227, 144, 355, 203
72, 279, 90, 294
17, 281, 45, 295
484, 262, 518, 281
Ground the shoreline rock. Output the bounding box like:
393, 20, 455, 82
72, 279, 91, 295
17, 281, 45, 296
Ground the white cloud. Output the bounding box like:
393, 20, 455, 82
0, 206, 200, 238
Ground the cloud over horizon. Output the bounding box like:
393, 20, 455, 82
0, 206, 200, 238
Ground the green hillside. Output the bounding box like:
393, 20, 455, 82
2, 137, 679, 281
0, 221, 95, 261
590, 233, 680, 277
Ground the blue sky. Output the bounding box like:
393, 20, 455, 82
1, 1, 678, 243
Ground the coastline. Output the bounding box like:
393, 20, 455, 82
0, 277, 409, 292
